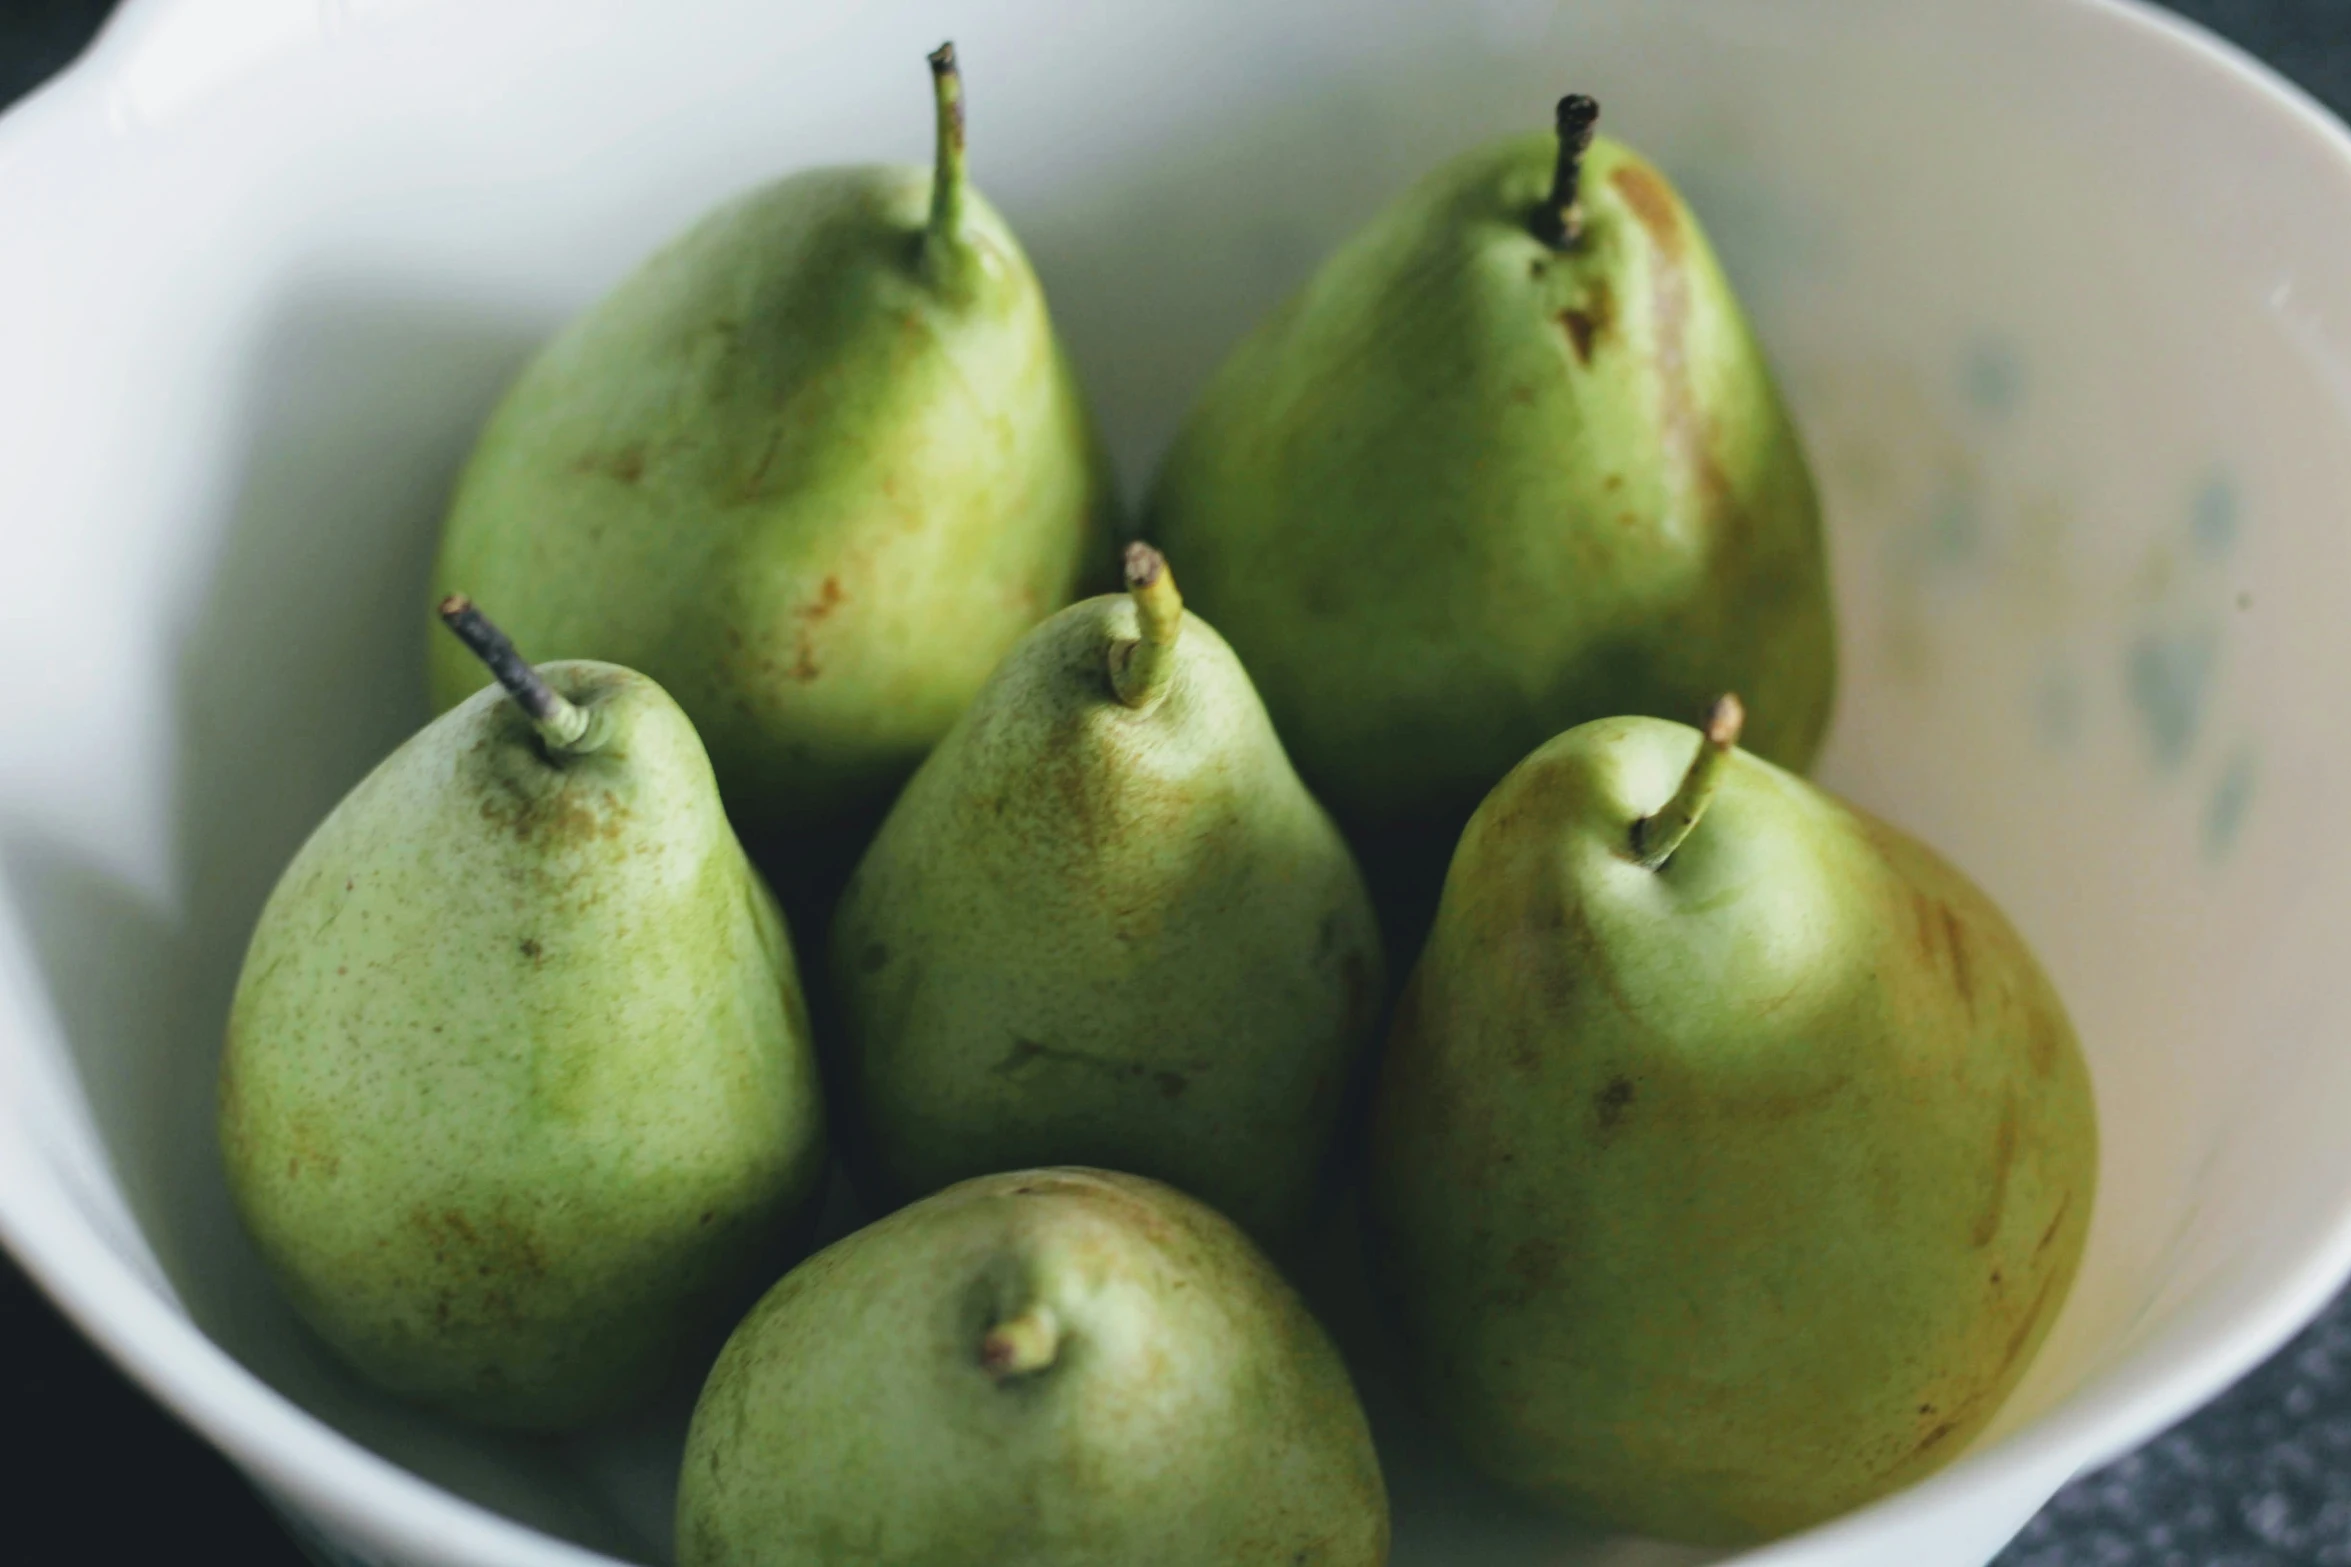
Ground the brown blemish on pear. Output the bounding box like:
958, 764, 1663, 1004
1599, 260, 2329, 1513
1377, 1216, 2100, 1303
1368, 705, 2096, 1543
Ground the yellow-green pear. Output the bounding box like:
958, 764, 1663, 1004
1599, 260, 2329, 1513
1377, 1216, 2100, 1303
830, 546, 1382, 1246
676, 1168, 1389, 1566
218, 599, 828, 1430
430, 45, 1116, 852
1148, 97, 1835, 849
1368, 700, 2096, 1543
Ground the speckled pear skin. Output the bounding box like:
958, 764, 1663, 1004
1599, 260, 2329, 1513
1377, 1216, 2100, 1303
1367, 715, 2097, 1544
829, 587, 1383, 1247
675, 1168, 1390, 1567
217, 663, 829, 1431
1145, 129, 1835, 840
429, 152, 1117, 840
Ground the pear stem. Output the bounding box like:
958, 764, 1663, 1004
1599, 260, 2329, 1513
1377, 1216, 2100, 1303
979, 1305, 1060, 1381
436, 595, 596, 754
1536, 94, 1601, 249
1109, 542, 1184, 711
1632, 694, 1744, 870
924, 42, 969, 275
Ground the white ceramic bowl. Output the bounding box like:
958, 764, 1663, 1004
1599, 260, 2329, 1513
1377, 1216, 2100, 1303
5, 0, 2350, 1562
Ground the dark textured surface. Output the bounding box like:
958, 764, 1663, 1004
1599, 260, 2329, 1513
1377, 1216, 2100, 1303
2162, 0, 2351, 104
0, 0, 111, 108
3, 1, 2350, 1563
1999, 1295, 2351, 1565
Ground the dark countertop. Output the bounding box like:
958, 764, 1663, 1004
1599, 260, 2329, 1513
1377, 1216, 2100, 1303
5, 2, 2349, 1563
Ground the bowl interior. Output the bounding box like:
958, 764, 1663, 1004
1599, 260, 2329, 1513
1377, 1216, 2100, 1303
5, 1, 2351, 1563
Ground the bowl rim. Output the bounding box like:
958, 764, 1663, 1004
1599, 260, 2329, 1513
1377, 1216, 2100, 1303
4, 0, 2351, 1561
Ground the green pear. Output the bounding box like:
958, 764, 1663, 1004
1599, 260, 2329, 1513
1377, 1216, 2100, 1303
429, 45, 1116, 853
1146, 96, 1835, 846
830, 545, 1383, 1246
218, 599, 829, 1430
676, 1167, 1389, 1567
1367, 700, 2096, 1544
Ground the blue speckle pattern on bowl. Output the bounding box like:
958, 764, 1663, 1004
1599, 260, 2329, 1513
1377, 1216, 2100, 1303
1962, 335, 2028, 419
2204, 746, 2260, 863
2126, 624, 2220, 773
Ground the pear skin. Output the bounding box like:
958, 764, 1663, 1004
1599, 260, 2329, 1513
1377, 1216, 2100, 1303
219, 601, 828, 1430
1147, 98, 1834, 846
430, 46, 1116, 850
676, 1168, 1389, 1567
1368, 702, 2095, 1543
831, 547, 1383, 1248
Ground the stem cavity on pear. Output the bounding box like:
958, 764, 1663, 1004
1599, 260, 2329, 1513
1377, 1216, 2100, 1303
1537, 94, 1602, 250
979, 1304, 1061, 1381
925, 42, 970, 274
1633, 693, 1744, 870
437, 594, 599, 755
1110, 541, 1184, 711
